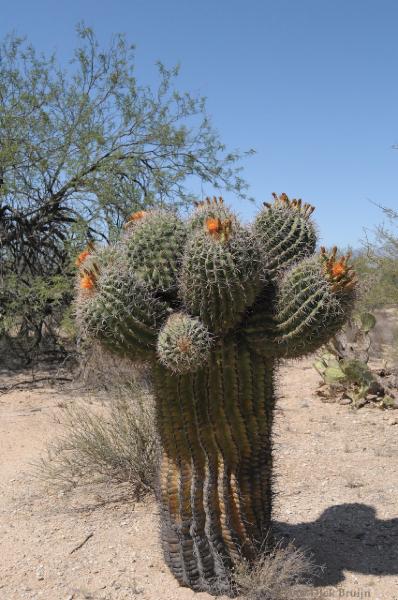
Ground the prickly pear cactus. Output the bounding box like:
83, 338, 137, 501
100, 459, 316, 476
75, 196, 357, 593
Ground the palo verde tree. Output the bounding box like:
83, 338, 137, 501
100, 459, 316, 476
75, 194, 356, 593
0, 25, 250, 362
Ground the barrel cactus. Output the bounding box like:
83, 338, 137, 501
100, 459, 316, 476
75, 195, 356, 593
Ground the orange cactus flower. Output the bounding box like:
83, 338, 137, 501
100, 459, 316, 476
206, 217, 222, 234
129, 210, 147, 222
124, 210, 147, 229
331, 262, 346, 278
75, 241, 95, 267
75, 249, 91, 267
320, 247, 356, 293
80, 273, 96, 291
177, 337, 192, 354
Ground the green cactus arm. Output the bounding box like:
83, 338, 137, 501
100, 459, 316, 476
123, 209, 187, 298
180, 213, 262, 334
75, 246, 170, 360
253, 193, 317, 279
244, 248, 357, 358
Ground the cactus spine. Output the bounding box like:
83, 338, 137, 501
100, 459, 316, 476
75, 195, 356, 593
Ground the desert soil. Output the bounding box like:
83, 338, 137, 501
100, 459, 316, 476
0, 359, 397, 600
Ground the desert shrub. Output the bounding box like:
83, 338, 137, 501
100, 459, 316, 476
37, 382, 158, 497
74, 341, 152, 393
233, 541, 318, 600
0, 271, 75, 365
314, 312, 398, 407
353, 205, 398, 312
353, 251, 398, 312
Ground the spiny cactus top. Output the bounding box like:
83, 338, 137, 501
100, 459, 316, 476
75, 194, 356, 594
76, 195, 356, 366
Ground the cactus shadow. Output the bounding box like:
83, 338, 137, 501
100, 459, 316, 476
274, 503, 398, 586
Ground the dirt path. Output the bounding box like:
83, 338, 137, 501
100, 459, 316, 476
0, 360, 397, 600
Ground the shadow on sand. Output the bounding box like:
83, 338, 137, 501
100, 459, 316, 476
275, 503, 398, 586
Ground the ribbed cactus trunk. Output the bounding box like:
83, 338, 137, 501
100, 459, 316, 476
154, 338, 276, 591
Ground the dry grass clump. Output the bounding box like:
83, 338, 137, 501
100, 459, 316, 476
36, 382, 158, 498
75, 341, 152, 393
234, 541, 318, 600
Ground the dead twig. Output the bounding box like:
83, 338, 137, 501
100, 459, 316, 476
0, 376, 72, 394
69, 532, 94, 555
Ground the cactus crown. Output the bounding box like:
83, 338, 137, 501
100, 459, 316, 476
205, 216, 233, 241
320, 246, 357, 292
75, 194, 356, 369
264, 192, 315, 219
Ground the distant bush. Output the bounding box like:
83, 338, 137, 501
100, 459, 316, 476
353, 206, 398, 311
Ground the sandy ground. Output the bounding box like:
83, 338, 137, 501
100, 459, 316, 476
0, 360, 397, 600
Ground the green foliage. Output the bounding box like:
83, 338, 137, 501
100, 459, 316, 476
0, 270, 75, 360
315, 352, 374, 397
359, 311, 377, 333
353, 206, 398, 311
313, 310, 398, 407
75, 195, 355, 592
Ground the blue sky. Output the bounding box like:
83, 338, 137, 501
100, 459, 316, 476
2, 0, 398, 247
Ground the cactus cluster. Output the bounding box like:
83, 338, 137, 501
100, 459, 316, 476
75, 195, 356, 593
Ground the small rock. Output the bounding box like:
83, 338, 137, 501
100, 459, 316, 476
368, 380, 384, 395
386, 396, 398, 409
356, 398, 368, 408
36, 565, 44, 581
339, 397, 352, 405
388, 419, 398, 426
